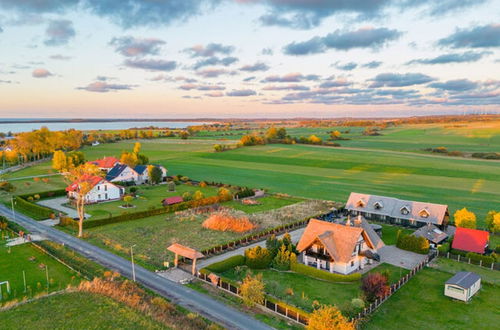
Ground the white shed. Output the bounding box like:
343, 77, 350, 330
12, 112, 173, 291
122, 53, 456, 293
444, 271, 481, 302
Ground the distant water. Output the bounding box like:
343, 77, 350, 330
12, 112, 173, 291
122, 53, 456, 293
0, 120, 211, 134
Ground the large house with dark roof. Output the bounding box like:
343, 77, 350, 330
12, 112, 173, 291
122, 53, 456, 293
106, 163, 167, 185
66, 175, 124, 204
296, 219, 381, 275
345, 192, 449, 229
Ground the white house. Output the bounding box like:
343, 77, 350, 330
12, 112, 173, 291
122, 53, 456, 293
296, 219, 380, 275
106, 163, 168, 184
66, 175, 124, 204
445, 272, 481, 302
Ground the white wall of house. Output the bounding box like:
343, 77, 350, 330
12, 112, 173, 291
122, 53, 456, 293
110, 166, 138, 183
445, 280, 481, 302
136, 171, 148, 184
69, 181, 122, 204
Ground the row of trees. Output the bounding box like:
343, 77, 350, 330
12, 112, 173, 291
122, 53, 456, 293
453, 207, 499, 232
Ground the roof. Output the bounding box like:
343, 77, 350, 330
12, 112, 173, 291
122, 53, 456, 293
163, 196, 183, 205
357, 216, 385, 249
446, 272, 480, 289
106, 164, 131, 181
297, 219, 374, 263
88, 156, 119, 168
452, 227, 489, 254
134, 165, 148, 175
413, 224, 448, 244
167, 243, 204, 259
66, 175, 104, 192
345, 192, 448, 225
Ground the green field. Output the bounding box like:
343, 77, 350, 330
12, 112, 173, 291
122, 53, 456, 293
0, 292, 166, 329
226, 195, 303, 213
365, 268, 500, 330
0, 243, 81, 304
432, 258, 500, 285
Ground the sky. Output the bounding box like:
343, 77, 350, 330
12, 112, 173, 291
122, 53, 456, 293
0, 0, 499, 119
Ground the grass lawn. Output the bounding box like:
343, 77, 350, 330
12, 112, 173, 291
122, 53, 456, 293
432, 258, 500, 285
377, 223, 414, 245
218, 263, 408, 314
364, 268, 500, 330
77, 183, 220, 220
225, 195, 303, 213
0, 243, 81, 304
0, 291, 166, 329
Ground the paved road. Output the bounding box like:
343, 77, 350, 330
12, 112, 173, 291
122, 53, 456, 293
0, 204, 271, 330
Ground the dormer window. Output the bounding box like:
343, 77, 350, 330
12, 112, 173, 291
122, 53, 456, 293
401, 206, 410, 215
356, 200, 366, 208
419, 209, 430, 218
374, 202, 383, 210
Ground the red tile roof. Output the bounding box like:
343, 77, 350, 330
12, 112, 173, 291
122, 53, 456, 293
88, 156, 119, 169
162, 196, 184, 205
66, 175, 104, 192
452, 227, 489, 254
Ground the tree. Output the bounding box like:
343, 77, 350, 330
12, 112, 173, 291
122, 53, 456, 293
52, 150, 69, 172
193, 190, 205, 201
265, 126, 278, 140
123, 195, 133, 207
486, 211, 500, 233
217, 187, 233, 201
179, 131, 190, 139
148, 165, 162, 185
137, 153, 149, 165
63, 163, 102, 238
361, 273, 390, 303
454, 208, 477, 229
68, 151, 85, 167
307, 305, 355, 330
272, 244, 296, 270
245, 246, 272, 269
239, 273, 265, 307
120, 151, 138, 167
330, 130, 342, 140
277, 127, 287, 139
133, 142, 141, 155
308, 135, 322, 145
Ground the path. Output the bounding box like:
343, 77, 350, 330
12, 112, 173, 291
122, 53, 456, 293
6, 234, 46, 246
37, 197, 90, 219
378, 245, 428, 270
0, 158, 51, 175
7, 173, 61, 181
0, 204, 270, 330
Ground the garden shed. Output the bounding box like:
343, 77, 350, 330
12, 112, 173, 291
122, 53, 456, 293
444, 271, 481, 302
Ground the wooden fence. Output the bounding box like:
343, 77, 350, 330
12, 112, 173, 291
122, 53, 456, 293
437, 250, 499, 271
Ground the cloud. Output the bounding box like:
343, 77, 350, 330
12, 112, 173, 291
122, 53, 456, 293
192, 56, 238, 70
0, 0, 79, 14
0, 26, 3, 33
402, 0, 488, 17
32, 68, 52, 78
196, 68, 236, 78
243, 76, 256, 82
429, 79, 478, 91
179, 83, 225, 91
262, 73, 320, 83
109, 36, 165, 57
369, 73, 435, 87
76, 81, 135, 92
262, 84, 310, 91
44, 19, 75, 46
362, 61, 382, 69
240, 62, 270, 72
226, 89, 256, 97
319, 79, 351, 88
261, 48, 273, 55
124, 58, 177, 71
184, 43, 234, 57
283, 27, 401, 55
205, 91, 224, 97
49, 54, 72, 60
407, 51, 491, 65
438, 24, 500, 48
334, 62, 357, 71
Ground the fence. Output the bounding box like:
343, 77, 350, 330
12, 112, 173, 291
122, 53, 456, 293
437, 250, 499, 271
197, 272, 310, 325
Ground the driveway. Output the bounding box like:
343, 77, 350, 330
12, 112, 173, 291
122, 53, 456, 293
37, 197, 90, 219
378, 245, 428, 270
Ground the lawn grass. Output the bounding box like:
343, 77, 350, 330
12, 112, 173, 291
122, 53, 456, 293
0, 291, 166, 329
432, 258, 500, 285
364, 267, 500, 330
0, 243, 81, 304
225, 195, 303, 213
377, 223, 414, 245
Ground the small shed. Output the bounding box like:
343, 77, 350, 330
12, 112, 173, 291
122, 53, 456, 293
444, 271, 481, 302
413, 224, 448, 247
167, 243, 204, 275
162, 196, 183, 206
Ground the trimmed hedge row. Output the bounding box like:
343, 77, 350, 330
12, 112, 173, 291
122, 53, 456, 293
204, 255, 246, 273
17, 188, 66, 200
14, 196, 55, 220
465, 252, 496, 265
290, 262, 361, 282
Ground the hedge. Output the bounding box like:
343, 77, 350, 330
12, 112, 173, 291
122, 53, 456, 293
204, 255, 246, 273
17, 188, 67, 200
465, 252, 496, 265
14, 196, 56, 220
291, 262, 361, 282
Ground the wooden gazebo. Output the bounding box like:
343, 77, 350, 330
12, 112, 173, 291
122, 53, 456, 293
167, 243, 205, 275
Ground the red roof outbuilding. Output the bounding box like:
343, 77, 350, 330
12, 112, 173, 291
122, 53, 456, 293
452, 227, 489, 254
162, 196, 184, 206
87, 156, 119, 169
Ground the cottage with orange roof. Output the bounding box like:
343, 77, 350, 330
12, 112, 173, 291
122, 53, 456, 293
296, 219, 380, 275
66, 175, 124, 204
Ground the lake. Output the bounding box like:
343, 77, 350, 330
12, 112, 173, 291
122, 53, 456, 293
0, 120, 211, 134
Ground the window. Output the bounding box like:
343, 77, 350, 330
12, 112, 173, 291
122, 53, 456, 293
419, 209, 429, 218
97, 185, 100, 190
447, 286, 464, 294
401, 206, 410, 215
104, 185, 108, 191
374, 202, 383, 210
351, 261, 354, 267
105, 193, 108, 200
98, 194, 101, 199
356, 200, 365, 208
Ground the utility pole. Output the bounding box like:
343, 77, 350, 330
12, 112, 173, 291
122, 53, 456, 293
131, 244, 136, 282
10, 195, 15, 220
23, 270, 26, 293
46, 266, 49, 292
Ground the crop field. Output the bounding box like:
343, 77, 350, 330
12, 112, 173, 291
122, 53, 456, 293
364, 267, 500, 330
0, 243, 81, 304
0, 292, 166, 329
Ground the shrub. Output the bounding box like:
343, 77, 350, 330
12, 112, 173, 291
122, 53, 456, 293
182, 191, 193, 201
291, 262, 361, 282
307, 305, 355, 330
240, 273, 265, 307
199, 181, 207, 188
34, 194, 41, 200
361, 273, 390, 303
0, 181, 15, 192
193, 190, 205, 201
130, 187, 138, 194
465, 252, 495, 265
245, 246, 272, 269
396, 232, 429, 254
217, 187, 233, 201
234, 187, 254, 199
272, 244, 296, 271
204, 255, 245, 273
438, 242, 450, 254
202, 211, 256, 233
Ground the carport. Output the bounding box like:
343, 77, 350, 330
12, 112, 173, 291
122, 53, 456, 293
167, 243, 204, 275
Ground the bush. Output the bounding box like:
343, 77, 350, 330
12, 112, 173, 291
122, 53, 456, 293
396, 231, 429, 254
245, 246, 272, 269
202, 211, 256, 233
438, 242, 450, 254
465, 252, 496, 265
291, 262, 361, 282
234, 187, 254, 199
14, 196, 56, 220
272, 245, 296, 271
0, 181, 15, 192
204, 255, 246, 273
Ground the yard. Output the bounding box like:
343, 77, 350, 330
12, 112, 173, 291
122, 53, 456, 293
431, 258, 500, 285
217, 263, 408, 315
0, 243, 81, 304
364, 267, 500, 330
378, 223, 414, 245
0, 291, 166, 329
225, 195, 304, 214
